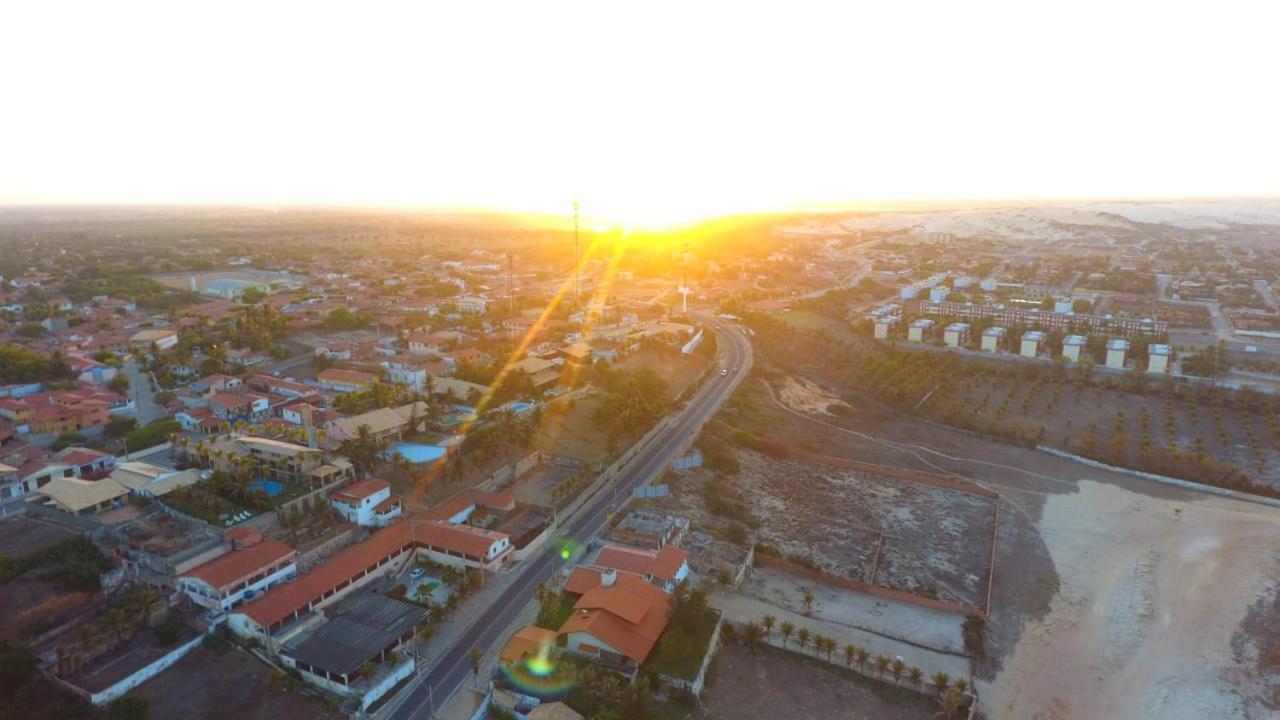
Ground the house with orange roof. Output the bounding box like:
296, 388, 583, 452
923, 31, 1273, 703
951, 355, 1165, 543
316, 368, 378, 394
329, 478, 402, 527
178, 539, 298, 611
558, 572, 671, 673
591, 544, 690, 593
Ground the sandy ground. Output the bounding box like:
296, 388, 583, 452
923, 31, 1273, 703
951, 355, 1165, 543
728, 370, 1280, 719
732, 451, 995, 608
734, 565, 965, 653
778, 375, 849, 415
982, 481, 1280, 720
711, 571, 970, 682
705, 641, 936, 720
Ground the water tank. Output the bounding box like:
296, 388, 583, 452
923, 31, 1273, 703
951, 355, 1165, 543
601, 569, 617, 588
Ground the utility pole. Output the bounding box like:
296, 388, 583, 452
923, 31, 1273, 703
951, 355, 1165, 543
573, 200, 580, 304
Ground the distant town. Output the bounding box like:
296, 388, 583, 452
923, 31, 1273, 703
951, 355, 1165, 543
3, 201, 1280, 719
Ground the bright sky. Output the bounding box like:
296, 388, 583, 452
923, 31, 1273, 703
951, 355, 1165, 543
3, 1, 1278, 226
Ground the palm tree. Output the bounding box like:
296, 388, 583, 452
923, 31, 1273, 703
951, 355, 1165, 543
937, 688, 964, 719
843, 644, 856, 669
856, 647, 870, 674
468, 647, 483, 688
953, 678, 970, 694
132, 587, 159, 622
780, 621, 794, 648
875, 655, 891, 680
819, 636, 834, 662
931, 671, 951, 696
743, 622, 762, 653
801, 588, 815, 615
890, 658, 905, 685
762, 614, 776, 638
909, 666, 924, 690
796, 627, 811, 654
104, 608, 131, 649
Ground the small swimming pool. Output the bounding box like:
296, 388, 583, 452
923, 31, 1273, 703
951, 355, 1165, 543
249, 479, 283, 497
386, 443, 446, 464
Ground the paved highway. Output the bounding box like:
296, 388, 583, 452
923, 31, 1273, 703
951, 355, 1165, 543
387, 323, 753, 719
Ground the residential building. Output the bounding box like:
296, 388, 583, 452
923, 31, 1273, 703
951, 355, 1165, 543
981, 326, 1005, 352
178, 539, 298, 611
196, 436, 355, 488
578, 544, 690, 593
35, 476, 128, 515
316, 368, 378, 393
55, 446, 116, 479
384, 362, 427, 392
330, 478, 402, 527
907, 318, 934, 343
913, 299, 1168, 338
873, 316, 898, 340
1062, 334, 1087, 362
130, 328, 179, 352
943, 322, 969, 348
1148, 344, 1171, 374
1020, 330, 1046, 358
280, 591, 427, 711
558, 571, 671, 674
1106, 338, 1129, 369
111, 461, 201, 498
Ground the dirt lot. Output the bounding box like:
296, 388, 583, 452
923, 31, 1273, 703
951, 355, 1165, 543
0, 515, 79, 558
705, 641, 936, 720
128, 645, 344, 720
774, 309, 866, 345
721, 357, 1280, 719
613, 345, 710, 398
728, 452, 995, 608
535, 393, 612, 463
502, 462, 576, 507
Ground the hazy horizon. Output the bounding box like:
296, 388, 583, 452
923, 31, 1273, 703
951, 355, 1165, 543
6, 1, 1280, 227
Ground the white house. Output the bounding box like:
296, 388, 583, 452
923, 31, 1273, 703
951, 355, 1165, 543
1106, 338, 1129, 369
384, 363, 427, 393
1020, 330, 1046, 358
943, 322, 969, 348
329, 478, 402, 527
178, 539, 298, 612
981, 326, 1005, 352
1062, 335, 1087, 361
907, 318, 934, 343
873, 316, 898, 340
1148, 344, 1171, 374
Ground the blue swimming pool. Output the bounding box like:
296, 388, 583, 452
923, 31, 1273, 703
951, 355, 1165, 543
249, 479, 283, 497
386, 443, 446, 464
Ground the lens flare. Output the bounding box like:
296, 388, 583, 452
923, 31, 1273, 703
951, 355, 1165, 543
500, 645, 578, 697
553, 536, 581, 562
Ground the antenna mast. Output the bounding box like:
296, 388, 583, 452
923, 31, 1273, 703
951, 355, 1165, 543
573, 200, 580, 303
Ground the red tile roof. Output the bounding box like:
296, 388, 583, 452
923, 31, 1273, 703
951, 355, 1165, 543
648, 546, 688, 582
183, 540, 296, 592
237, 522, 413, 630
594, 546, 656, 576
331, 478, 390, 503
558, 574, 670, 664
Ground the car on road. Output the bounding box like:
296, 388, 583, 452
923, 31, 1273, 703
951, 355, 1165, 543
720, 368, 728, 376
409, 567, 425, 579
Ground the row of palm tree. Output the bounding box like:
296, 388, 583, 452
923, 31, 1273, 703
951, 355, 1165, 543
743, 614, 972, 700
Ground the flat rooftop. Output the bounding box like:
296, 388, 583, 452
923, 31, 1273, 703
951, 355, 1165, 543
283, 591, 427, 678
